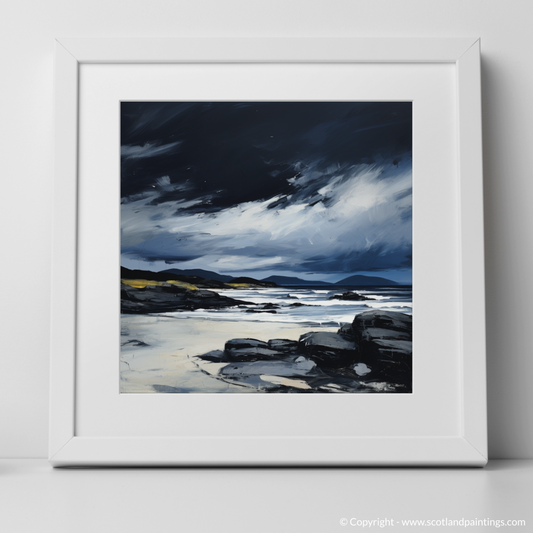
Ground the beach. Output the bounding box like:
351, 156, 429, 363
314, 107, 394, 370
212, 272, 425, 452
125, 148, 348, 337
120, 285, 412, 393
120, 314, 339, 393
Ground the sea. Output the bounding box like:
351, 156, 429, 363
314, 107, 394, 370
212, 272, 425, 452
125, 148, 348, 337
161, 285, 412, 326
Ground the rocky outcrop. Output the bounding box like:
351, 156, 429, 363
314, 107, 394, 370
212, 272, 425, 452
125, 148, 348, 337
328, 291, 374, 301
224, 338, 282, 361
121, 283, 249, 314
193, 309, 412, 393
298, 332, 358, 368
343, 310, 413, 386
245, 302, 280, 313
193, 348, 362, 392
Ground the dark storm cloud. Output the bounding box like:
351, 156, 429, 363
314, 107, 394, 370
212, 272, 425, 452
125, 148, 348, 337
120, 102, 412, 210
121, 102, 412, 279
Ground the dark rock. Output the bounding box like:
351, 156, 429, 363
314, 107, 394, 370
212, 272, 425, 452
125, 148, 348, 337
121, 339, 149, 347
299, 331, 358, 368
267, 339, 299, 354
351, 310, 412, 389
329, 291, 374, 301
192, 310, 412, 393
352, 309, 413, 340
121, 283, 248, 314
337, 323, 354, 340
245, 302, 280, 313
224, 338, 283, 361
194, 351, 374, 393
246, 302, 279, 314
196, 349, 227, 362
225, 339, 268, 350
363, 360, 412, 388
262, 303, 280, 310
218, 356, 322, 391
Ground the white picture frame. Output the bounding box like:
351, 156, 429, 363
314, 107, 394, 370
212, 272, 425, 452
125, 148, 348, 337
50, 38, 486, 466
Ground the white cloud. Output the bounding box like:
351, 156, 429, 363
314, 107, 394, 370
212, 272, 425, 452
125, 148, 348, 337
121, 141, 181, 159
121, 162, 412, 275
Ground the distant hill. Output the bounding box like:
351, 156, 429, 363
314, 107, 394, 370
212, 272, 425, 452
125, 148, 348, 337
335, 274, 398, 286
121, 266, 181, 282
229, 277, 278, 288
120, 266, 228, 289
123, 266, 401, 288
262, 275, 332, 286
162, 268, 233, 283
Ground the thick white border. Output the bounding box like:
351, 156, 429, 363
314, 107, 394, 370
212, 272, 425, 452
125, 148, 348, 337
50, 38, 486, 466
76, 62, 459, 441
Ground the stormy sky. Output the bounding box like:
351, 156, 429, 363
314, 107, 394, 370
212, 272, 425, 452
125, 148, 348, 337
120, 102, 412, 283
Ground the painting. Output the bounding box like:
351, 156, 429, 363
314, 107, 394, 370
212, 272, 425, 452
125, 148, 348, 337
120, 102, 412, 394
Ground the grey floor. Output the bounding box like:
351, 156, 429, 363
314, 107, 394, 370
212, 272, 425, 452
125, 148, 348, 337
1, 459, 531, 532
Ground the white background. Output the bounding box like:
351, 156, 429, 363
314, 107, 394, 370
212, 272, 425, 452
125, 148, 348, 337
1, 0, 532, 459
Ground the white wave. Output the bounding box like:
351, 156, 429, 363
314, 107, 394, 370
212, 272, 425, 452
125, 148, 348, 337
156, 287, 411, 325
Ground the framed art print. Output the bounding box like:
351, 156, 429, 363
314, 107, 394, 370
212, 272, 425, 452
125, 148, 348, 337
50, 38, 487, 466
119, 101, 413, 395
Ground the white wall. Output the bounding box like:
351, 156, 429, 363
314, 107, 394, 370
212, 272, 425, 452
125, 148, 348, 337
1, 0, 531, 459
